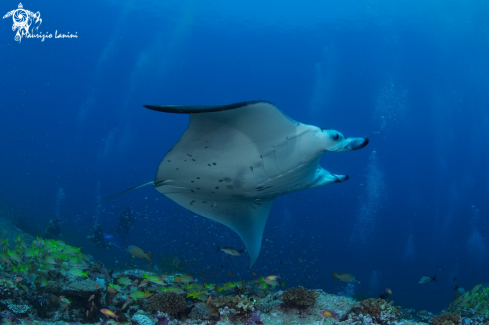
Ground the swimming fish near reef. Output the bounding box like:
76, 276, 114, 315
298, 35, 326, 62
126, 245, 152, 262
454, 285, 465, 294
264, 274, 280, 282
68, 268, 88, 278
174, 274, 194, 283
319, 309, 339, 320
418, 275, 436, 285
59, 296, 71, 305
100, 309, 119, 321
332, 271, 359, 284
143, 273, 166, 285
117, 277, 132, 286
129, 291, 153, 299
217, 246, 244, 256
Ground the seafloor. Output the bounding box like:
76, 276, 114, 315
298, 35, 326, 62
0, 217, 483, 325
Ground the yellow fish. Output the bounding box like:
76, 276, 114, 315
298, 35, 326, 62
126, 245, 152, 262
332, 271, 359, 284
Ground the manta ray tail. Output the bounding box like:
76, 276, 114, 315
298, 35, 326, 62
95, 181, 153, 205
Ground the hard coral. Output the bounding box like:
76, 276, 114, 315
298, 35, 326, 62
146, 292, 186, 316
281, 286, 319, 310
189, 302, 210, 320
348, 298, 401, 325
431, 313, 461, 325
209, 295, 255, 313
132, 313, 155, 325
64, 279, 98, 297
256, 296, 281, 314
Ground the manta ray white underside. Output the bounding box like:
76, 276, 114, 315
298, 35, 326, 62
140, 101, 369, 268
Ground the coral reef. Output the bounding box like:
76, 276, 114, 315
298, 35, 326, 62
64, 279, 98, 297
347, 298, 401, 325
281, 286, 320, 310
189, 302, 210, 320
209, 295, 255, 312
146, 292, 187, 316
417, 310, 434, 322
431, 313, 461, 325
132, 313, 156, 325
255, 296, 281, 314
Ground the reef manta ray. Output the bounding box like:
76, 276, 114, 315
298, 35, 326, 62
101, 100, 368, 267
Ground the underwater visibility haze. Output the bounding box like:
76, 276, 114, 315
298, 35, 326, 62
1, 0, 489, 323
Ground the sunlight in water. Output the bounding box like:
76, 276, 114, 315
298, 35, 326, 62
350, 150, 386, 244
55, 187, 65, 219
467, 206, 486, 265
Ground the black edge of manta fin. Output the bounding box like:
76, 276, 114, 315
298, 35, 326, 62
95, 181, 154, 205
143, 100, 273, 114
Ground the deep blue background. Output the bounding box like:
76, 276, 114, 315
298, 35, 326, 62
1, 0, 489, 312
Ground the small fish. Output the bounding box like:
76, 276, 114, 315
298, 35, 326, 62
264, 274, 280, 282
117, 277, 132, 286
104, 234, 113, 239
126, 245, 152, 262
386, 288, 393, 295
174, 274, 194, 283
138, 279, 149, 288
418, 275, 436, 285
161, 286, 184, 294
121, 301, 130, 310
59, 296, 71, 305
217, 246, 244, 256
88, 294, 95, 301
319, 309, 339, 320
129, 291, 153, 299
69, 268, 88, 278
252, 272, 257, 276
332, 271, 359, 284
206, 295, 212, 305
131, 279, 139, 286
143, 273, 165, 285
14, 277, 23, 283
211, 271, 216, 278
228, 270, 233, 277
453, 277, 457, 282
107, 286, 117, 294
455, 285, 465, 294
100, 308, 119, 321
109, 283, 123, 292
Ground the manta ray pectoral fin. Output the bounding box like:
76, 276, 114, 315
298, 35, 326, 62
163, 191, 273, 268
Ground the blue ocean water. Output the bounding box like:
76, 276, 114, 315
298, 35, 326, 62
0, 0, 488, 313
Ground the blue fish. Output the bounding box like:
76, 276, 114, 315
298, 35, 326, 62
104, 234, 113, 239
